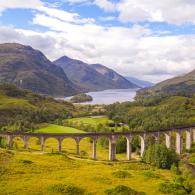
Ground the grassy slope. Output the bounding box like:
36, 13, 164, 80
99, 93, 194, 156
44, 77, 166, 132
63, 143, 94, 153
0, 149, 173, 195
35, 124, 85, 134
0, 84, 76, 130
0, 95, 34, 109
65, 116, 112, 126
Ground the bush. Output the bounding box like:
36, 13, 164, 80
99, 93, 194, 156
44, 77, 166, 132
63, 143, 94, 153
112, 170, 131, 178
189, 153, 195, 163
0, 137, 7, 148
142, 144, 179, 169
0, 149, 14, 175
159, 171, 195, 195
18, 159, 33, 164
141, 171, 160, 179
48, 184, 85, 195
105, 185, 146, 195
171, 163, 181, 175
116, 137, 126, 153
158, 181, 188, 195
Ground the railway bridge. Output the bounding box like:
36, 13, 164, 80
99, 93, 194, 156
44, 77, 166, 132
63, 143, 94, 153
0, 127, 195, 161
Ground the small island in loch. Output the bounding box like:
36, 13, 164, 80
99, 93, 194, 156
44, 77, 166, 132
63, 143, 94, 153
70, 93, 93, 103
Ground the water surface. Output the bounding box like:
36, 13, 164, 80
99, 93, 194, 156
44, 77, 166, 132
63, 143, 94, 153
65, 88, 139, 105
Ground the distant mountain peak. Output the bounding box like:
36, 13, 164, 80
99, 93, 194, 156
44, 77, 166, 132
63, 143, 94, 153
125, 76, 154, 88
54, 56, 138, 91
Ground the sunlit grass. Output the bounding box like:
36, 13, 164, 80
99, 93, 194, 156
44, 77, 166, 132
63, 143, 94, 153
0, 148, 174, 195
35, 124, 85, 134
65, 115, 112, 126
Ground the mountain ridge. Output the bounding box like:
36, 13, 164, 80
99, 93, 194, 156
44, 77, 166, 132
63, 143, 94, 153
53, 56, 138, 91
0, 43, 80, 97
137, 69, 195, 96
125, 76, 154, 88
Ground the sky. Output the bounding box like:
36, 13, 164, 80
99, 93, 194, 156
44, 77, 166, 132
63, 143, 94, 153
0, 0, 195, 83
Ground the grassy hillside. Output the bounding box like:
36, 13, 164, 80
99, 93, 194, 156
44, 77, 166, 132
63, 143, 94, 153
65, 116, 112, 126
138, 69, 195, 96
0, 83, 75, 131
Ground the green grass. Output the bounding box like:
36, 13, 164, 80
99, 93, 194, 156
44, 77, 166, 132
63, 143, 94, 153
0, 95, 34, 109
0, 148, 174, 195
65, 116, 112, 126
35, 124, 85, 134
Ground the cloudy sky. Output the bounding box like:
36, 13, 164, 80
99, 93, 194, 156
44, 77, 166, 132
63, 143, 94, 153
0, 0, 195, 83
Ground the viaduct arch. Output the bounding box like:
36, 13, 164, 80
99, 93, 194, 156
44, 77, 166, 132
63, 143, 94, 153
0, 127, 195, 161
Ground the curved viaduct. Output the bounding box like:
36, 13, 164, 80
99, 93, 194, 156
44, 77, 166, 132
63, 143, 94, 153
0, 127, 195, 161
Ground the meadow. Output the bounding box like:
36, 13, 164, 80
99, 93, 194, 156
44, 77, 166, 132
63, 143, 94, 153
65, 116, 112, 127
35, 124, 85, 134
0, 148, 174, 195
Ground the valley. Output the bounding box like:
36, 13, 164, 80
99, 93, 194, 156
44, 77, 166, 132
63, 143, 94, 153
0, 44, 195, 195
1, 1, 195, 194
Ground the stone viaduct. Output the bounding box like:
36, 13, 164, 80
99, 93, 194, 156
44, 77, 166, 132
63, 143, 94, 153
0, 126, 195, 161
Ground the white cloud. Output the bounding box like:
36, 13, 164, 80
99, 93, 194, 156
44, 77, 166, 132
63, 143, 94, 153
99, 16, 116, 21
0, 0, 95, 24
37, 6, 95, 24
0, 0, 43, 14
117, 0, 195, 25
0, 0, 195, 83
1, 19, 194, 83
61, 0, 89, 4
94, 0, 116, 11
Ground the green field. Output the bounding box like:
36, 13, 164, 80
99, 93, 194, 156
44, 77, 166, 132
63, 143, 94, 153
65, 116, 112, 126
0, 149, 174, 195
35, 124, 85, 134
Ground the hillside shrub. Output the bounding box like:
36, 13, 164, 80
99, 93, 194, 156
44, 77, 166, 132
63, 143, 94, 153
142, 144, 179, 169
105, 185, 146, 195
141, 171, 160, 179
48, 184, 85, 195
112, 170, 131, 178
158, 182, 187, 194
0, 137, 7, 148
0, 149, 14, 175
116, 137, 126, 153
159, 168, 195, 195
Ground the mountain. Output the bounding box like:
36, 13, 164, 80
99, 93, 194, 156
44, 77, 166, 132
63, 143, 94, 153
53, 56, 138, 91
125, 76, 154, 88
0, 43, 80, 97
138, 69, 195, 96
90, 64, 138, 89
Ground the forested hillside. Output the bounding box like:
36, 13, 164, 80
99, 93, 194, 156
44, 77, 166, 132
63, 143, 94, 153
106, 94, 195, 131
138, 69, 195, 96
0, 84, 75, 131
